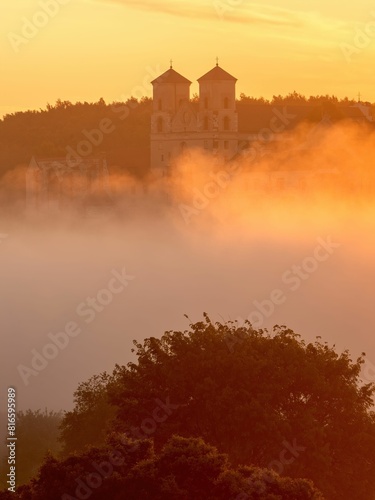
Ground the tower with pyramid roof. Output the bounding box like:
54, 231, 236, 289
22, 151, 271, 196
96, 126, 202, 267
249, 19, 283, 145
197, 61, 238, 160
150, 63, 193, 171
150, 61, 239, 172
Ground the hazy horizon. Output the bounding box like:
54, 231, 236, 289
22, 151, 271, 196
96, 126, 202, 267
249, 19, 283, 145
1, 120, 375, 411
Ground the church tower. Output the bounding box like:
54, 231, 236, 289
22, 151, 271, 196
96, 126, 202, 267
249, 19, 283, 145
150, 63, 192, 172
150, 61, 239, 172
197, 61, 238, 159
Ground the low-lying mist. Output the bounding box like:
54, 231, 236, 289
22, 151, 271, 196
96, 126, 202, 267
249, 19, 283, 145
1, 120, 375, 411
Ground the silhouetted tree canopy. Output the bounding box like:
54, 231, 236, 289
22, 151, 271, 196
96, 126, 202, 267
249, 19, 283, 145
238, 92, 365, 106
0, 94, 373, 184
0, 98, 152, 180
59, 372, 117, 457
103, 318, 375, 499
0, 410, 62, 489
2, 318, 375, 499
0, 435, 322, 499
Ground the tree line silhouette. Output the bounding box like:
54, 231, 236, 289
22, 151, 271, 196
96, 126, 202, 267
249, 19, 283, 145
2, 317, 375, 499
0, 93, 371, 180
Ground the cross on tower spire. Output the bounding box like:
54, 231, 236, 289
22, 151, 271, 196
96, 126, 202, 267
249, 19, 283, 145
170, 59, 173, 69
216, 56, 219, 67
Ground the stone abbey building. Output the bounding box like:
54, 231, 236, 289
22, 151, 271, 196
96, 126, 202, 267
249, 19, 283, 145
150, 62, 373, 174
150, 62, 240, 170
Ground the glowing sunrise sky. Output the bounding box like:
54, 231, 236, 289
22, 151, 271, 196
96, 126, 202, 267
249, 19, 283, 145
1, 0, 375, 118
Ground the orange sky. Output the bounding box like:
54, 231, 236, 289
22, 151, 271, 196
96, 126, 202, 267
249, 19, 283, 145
1, 0, 375, 118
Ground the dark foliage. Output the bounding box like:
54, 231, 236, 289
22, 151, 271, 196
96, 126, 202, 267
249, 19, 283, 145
0, 98, 152, 180
108, 318, 375, 500
1, 93, 370, 182
4, 318, 375, 499
0, 435, 323, 500
0, 410, 62, 488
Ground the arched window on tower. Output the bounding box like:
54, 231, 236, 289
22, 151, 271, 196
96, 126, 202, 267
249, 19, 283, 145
224, 97, 229, 109
223, 116, 230, 131
203, 116, 209, 130
204, 96, 209, 109
157, 117, 163, 132
158, 99, 162, 111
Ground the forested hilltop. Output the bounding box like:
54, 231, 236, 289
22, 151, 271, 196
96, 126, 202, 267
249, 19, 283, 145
0, 97, 152, 180
0, 93, 371, 180
2, 318, 375, 499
